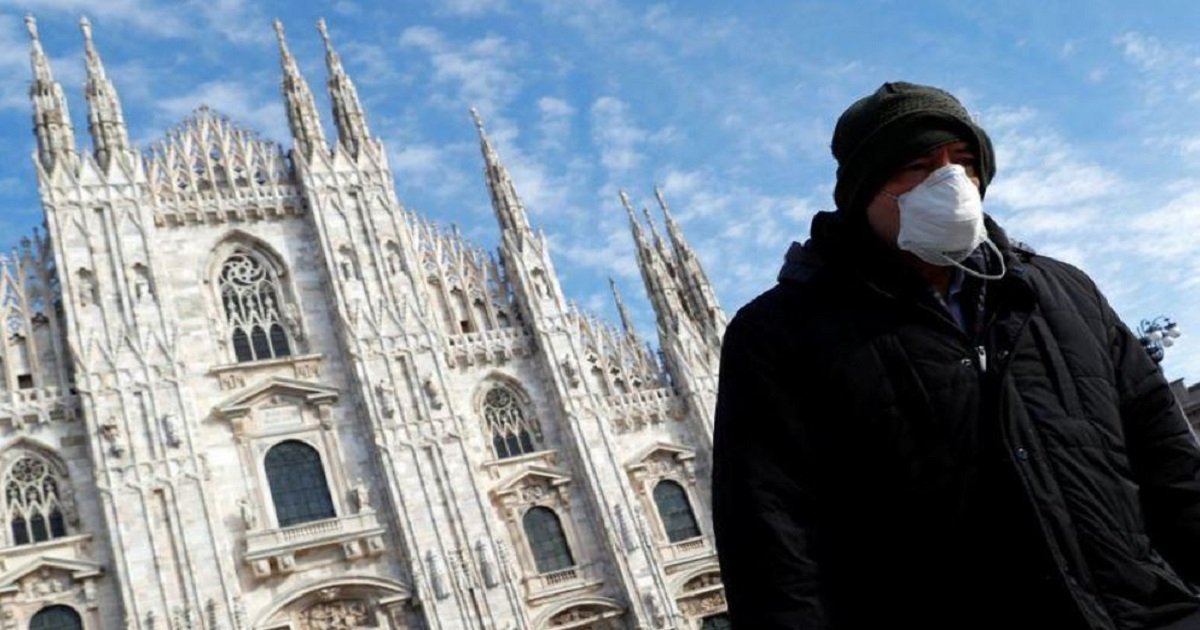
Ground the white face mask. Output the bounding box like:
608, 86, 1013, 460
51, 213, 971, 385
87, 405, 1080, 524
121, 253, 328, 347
889, 163, 1005, 280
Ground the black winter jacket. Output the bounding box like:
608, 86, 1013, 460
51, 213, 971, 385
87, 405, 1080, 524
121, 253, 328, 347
712, 212, 1200, 629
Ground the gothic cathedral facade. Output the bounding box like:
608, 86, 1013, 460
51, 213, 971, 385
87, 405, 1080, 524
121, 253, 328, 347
0, 16, 730, 630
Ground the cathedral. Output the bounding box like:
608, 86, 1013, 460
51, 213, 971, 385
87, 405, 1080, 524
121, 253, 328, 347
0, 14, 729, 630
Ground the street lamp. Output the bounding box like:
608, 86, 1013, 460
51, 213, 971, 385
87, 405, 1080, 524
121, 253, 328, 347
1137, 316, 1182, 364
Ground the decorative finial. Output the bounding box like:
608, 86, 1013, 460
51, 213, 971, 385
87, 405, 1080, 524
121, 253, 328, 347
470, 106, 485, 132
25, 14, 39, 41
654, 185, 669, 211
273, 18, 284, 38
317, 18, 330, 45
619, 190, 634, 212
80, 16, 93, 41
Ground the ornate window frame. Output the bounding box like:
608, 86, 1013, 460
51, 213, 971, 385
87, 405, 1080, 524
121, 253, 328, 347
533, 597, 626, 630
672, 565, 728, 629
0, 444, 77, 548
625, 443, 711, 566
213, 377, 385, 579
206, 234, 304, 365
491, 467, 601, 602
0, 558, 103, 630
251, 577, 413, 630
474, 377, 548, 464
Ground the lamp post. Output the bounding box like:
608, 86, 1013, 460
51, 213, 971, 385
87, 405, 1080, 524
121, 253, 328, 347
1137, 316, 1182, 364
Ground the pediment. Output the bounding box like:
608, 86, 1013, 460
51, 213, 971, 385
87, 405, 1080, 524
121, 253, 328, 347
0, 555, 103, 595
493, 465, 571, 497
214, 376, 339, 420
627, 441, 696, 469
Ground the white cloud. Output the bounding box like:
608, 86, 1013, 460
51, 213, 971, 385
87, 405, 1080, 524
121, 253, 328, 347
342, 42, 399, 86
1115, 32, 1172, 70
1128, 186, 1200, 263
590, 96, 647, 174
22, 0, 190, 38
22, 0, 267, 43
536, 96, 574, 152
1114, 31, 1200, 104
398, 26, 521, 116
983, 107, 1118, 213
436, 0, 508, 17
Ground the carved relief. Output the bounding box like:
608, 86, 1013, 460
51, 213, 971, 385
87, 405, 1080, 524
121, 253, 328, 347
302, 599, 370, 629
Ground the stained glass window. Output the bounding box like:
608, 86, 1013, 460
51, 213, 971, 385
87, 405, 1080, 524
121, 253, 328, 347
264, 441, 335, 527
219, 250, 291, 362
523, 506, 574, 573
653, 480, 701, 543
483, 386, 540, 459
5, 456, 68, 546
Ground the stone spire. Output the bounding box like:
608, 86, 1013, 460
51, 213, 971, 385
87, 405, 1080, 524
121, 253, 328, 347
274, 19, 327, 158
26, 15, 77, 173
472, 108, 533, 239
610, 277, 638, 340
620, 191, 685, 335
80, 16, 130, 169
655, 187, 727, 338
317, 18, 370, 157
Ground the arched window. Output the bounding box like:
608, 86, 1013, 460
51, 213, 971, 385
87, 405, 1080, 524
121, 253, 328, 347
522, 506, 574, 573
219, 249, 292, 362
483, 385, 541, 459
700, 613, 731, 630
653, 480, 701, 543
29, 604, 82, 630
4, 456, 68, 546
264, 441, 335, 528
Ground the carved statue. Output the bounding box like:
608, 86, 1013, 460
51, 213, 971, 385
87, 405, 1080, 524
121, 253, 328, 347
284, 302, 304, 341
78, 270, 98, 307
161, 413, 181, 448
423, 377, 443, 409
376, 380, 396, 418
100, 419, 124, 457
238, 497, 257, 530
351, 481, 371, 513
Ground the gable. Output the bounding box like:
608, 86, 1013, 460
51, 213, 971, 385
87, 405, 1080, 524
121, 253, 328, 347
214, 376, 339, 421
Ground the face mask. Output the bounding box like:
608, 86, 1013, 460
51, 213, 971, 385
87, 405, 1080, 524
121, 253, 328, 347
888, 163, 1005, 280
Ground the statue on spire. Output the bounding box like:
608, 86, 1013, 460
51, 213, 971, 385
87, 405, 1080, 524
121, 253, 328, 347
80, 15, 131, 169
26, 14, 77, 173
274, 18, 327, 158
317, 18, 371, 156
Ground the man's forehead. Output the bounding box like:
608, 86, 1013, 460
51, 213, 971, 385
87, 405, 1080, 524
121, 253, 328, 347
907, 140, 974, 161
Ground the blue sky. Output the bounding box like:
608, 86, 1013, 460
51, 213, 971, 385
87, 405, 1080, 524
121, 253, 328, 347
1, 0, 1198, 384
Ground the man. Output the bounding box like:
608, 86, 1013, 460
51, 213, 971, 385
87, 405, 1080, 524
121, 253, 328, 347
712, 82, 1200, 629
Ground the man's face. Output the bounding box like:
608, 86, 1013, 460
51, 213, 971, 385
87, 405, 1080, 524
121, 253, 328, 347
864, 140, 981, 245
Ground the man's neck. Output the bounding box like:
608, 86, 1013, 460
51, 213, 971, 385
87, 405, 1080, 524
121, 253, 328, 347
909, 255, 954, 297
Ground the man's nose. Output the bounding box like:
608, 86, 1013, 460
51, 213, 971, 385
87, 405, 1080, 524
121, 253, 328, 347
931, 145, 954, 167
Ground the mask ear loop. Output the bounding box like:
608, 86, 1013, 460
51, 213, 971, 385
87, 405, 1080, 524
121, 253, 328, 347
938, 238, 1007, 281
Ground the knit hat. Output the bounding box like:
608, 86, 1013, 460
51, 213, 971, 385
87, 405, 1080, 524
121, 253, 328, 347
831, 82, 996, 218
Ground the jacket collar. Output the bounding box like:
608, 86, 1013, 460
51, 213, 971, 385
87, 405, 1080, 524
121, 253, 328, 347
778, 211, 1036, 307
